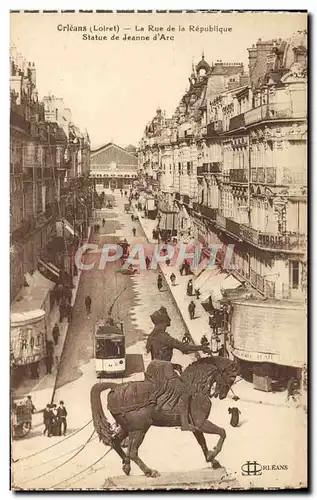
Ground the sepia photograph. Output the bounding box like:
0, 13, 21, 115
9, 10, 308, 491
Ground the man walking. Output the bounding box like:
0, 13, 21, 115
157, 273, 163, 292
188, 300, 196, 320
57, 401, 68, 436
52, 324, 60, 346
85, 295, 92, 317
187, 279, 193, 296
132, 227, 136, 237
24, 395, 36, 414
46, 340, 54, 375
170, 273, 176, 286
66, 303, 73, 323
43, 404, 52, 437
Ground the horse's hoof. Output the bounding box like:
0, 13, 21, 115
211, 459, 222, 469
122, 464, 131, 476
146, 469, 160, 478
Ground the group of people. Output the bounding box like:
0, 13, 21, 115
43, 401, 68, 438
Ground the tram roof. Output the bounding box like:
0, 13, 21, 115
95, 324, 124, 337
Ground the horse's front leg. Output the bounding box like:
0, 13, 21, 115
200, 420, 226, 466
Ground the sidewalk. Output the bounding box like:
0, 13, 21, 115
12, 228, 91, 412
135, 208, 297, 409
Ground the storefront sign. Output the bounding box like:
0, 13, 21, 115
231, 302, 306, 368
231, 349, 275, 363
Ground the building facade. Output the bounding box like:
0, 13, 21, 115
10, 47, 92, 383
138, 33, 307, 387
90, 142, 138, 191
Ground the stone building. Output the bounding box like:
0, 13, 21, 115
138, 32, 307, 388
10, 47, 92, 383
90, 142, 138, 191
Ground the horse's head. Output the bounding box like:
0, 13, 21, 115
182, 356, 238, 400
211, 357, 238, 400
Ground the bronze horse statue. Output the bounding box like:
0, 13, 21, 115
90, 356, 238, 477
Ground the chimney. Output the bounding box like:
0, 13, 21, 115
248, 44, 258, 75
30, 62, 36, 86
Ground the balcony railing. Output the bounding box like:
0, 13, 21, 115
10, 110, 31, 135
229, 113, 245, 131
251, 167, 277, 184
216, 215, 306, 252
197, 162, 221, 176
240, 225, 306, 251
229, 169, 248, 183
244, 102, 305, 126
206, 121, 223, 136
198, 204, 218, 220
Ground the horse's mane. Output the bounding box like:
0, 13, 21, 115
181, 356, 235, 395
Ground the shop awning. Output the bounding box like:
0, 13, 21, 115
200, 273, 243, 303
194, 266, 220, 291
200, 272, 229, 302
11, 270, 55, 314
56, 219, 80, 239
231, 301, 307, 368
38, 259, 60, 280
191, 257, 210, 277
223, 274, 243, 291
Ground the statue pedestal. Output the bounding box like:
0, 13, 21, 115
103, 467, 241, 490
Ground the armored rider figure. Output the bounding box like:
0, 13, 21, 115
145, 307, 210, 432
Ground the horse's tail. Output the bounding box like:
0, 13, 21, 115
90, 382, 117, 447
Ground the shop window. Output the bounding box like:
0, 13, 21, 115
290, 261, 300, 290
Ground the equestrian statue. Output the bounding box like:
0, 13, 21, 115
90, 307, 238, 478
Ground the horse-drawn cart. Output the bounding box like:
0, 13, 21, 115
12, 403, 32, 439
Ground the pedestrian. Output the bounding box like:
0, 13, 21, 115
120, 189, 123, 197
51, 404, 59, 436
131, 214, 134, 221
46, 341, 54, 375
59, 300, 66, 323
132, 227, 136, 237
57, 401, 68, 436
187, 279, 193, 296
157, 273, 163, 292
179, 263, 185, 276
145, 256, 151, 269
209, 312, 218, 335
228, 407, 241, 428
188, 300, 196, 320
67, 303, 73, 323
184, 260, 191, 275
200, 334, 209, 348
182, 332, 191, 345
52, 323, 60, 346
195, 288, 201, 299
170, 273, 176, 286
43, 404, 52, 436
24, 395, 36, 414
85, 295, 92, 316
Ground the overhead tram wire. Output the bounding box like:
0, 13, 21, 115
19, 435, 99, 472
50, 448, 112, 489
14, 419, 93, 463
18, 428, 96, 486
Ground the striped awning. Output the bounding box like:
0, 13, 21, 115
38, 259, 60, 278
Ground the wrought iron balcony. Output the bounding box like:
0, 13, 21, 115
229, 113, 245, 131
244, 101, 304, 126
216, 215, 306, 252
229, 169, 248, 183
240, 225, 306, 252
197, 204, 218, 221
10, 110, 30, 135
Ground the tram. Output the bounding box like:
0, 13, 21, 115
94, 320, 125, 377
94, 288, 127, 377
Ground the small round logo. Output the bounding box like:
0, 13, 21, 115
241, 461, 262, 476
